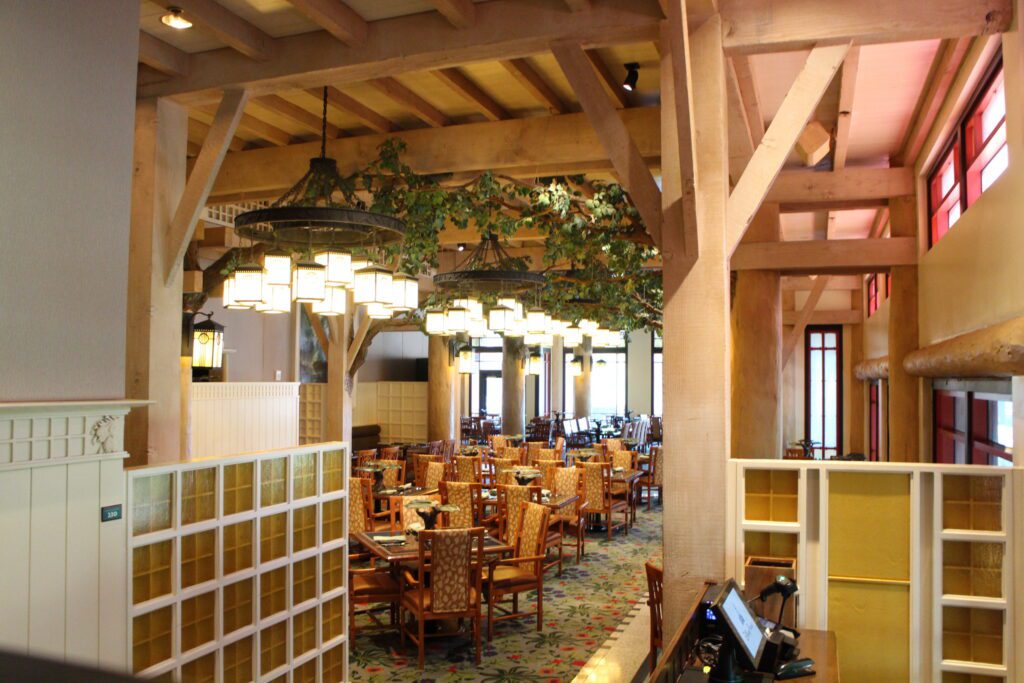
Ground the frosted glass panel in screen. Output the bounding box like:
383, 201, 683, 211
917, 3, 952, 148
809, 347, 823, 445
563, 352, 575, 417
653, 352, 663, 417
824, 339, 837, 451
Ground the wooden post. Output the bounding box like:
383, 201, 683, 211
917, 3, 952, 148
325, 310, 352, 443
731, 204, 782, 458
124, 97, 188, 466
428, 335, 454, 440
661, 10, 731, 632
887, 195, 921, 461
847, 285, 866, 454
573, 338, 592, 418
502, 336, 526, 434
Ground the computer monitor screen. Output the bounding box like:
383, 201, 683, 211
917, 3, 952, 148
716, 580, 767, 667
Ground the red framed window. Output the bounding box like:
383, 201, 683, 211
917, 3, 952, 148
804, 326, 842, 459
884, 272, 891, 299
933, 389, 1013, 466
868, 381, 880, 461
927, 53, 1007, 248
867, 275, 878, 316
964, 67, 1007, 205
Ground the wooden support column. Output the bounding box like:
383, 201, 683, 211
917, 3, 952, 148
847, 285, 866, 453
428, 336, 455, 440
573, 338, 592, 418
125, 98, 188, 466
661, 9, 731, 632
887, 196, 920, 461
502, 337, 526, 435
325, 310, 352, 443
731, 204, 782, 459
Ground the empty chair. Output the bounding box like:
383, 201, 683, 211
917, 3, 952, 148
378, 459, 406, 488
439, 480, 483, 528
582, 462, 629, 540
642, 446, 664, 510
379, 445, 401, 459
423, 461, 446, 490
484, 501, 550, 640
552, 466, 587, 563
455, 455, 482, 483
414, 454, 443, 487
645, 562, 664, 671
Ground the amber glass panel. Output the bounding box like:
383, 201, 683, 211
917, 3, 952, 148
223, 462, 254, 515
181, 651, 216, 683
180, 529, 216, 588
223, 520, 253, 575
944, 475, 1002, 531
181, 591, 216, 652
943, 606, 1004, 664
132, 474, 174, 536
323, 547, 345, 593
133, 540, 173, 604
222, 636, 253, 683
181, 467, 217, 525
293, 556, 317, 605
261, 458, 287, 507
294, 659, 318, 683
132, 606, 173, 673
942, 674, 1004, 683
293, 505, 317, 552
260, 512, 288, 562
323, 643, 347, 683
260, 620, 288, 675
744, 469, 798, 522
223, 577, 254, 635
322, 498, 344, 543
944, 541, 1003, 598
323, 449, 345, 493
293, 452, 317, 500
322, 595, 346, 643
293, 608, 317, 657
744, 531, 798, 560
260, 567, 287, 618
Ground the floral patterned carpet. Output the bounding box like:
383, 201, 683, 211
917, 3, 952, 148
350, 506, 663, 683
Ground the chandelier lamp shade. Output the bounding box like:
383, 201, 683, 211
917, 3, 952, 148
291, 260, 327, 302
457, 345, 474, 374
444, 306, 468, 334
488, 304, 514, 332
315, 249, 354, 288
526, 308, 547, 334
527, 352, 543, 375
563, 325, 583, 348
365, 302, 393, 320
263, 250, 293, 287
425, 308, 446, 335
312, 286, 347, 316
221, 275, 250, 310
191, 313, 225, 369
388, 273, 419, 312
232, 264, 265, 305
353, 266, 393, 305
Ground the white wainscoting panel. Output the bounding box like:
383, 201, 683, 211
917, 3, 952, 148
190, 383, 300, 458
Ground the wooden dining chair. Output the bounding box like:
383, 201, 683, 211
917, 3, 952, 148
495, 484, 540, 544
397, 494, 442, 531
415, 454, 443, 487
423, 461, 446, 490
439, 481, 483, 528
455, 455, 482, 483
642, 446, 664, 510
355, 449, 377, 468
349, 477, 400, 636
490, 434, 508, 450
552, 466, 587, 563
610, 450, 639, 526
379, 445, 401, 459
378, 459, 406, 488
488, 456, 516, 486
399, 527, 485, 668
645, 562, 664, 672
553, 435, 566, 459
604, 438, 624, 453
536, 458, 564, 491
485, 501, 550, 640
525, 440, 543, 465
427, 440, 444, 455
582, 462, 629, 540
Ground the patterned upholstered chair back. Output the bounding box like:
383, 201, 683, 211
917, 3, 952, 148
379, 446, 401, 459
513, 502, 550, 559
539, 448, 557, 463
399, 494, 441, 531
415, 454, 442, 487
440, 481, 478, 528
652, 446, 664, 486
491, 435, 507, 450
424, 461, 446, 490
491, 457, 516, 485
605, 438, 623, 453
553, 466, 579, 498
526, 441, 543, 465
500, 446, 524, 464
612, 450, 636, 471
419, 528, 473, 613
497, 485, 534, 543
582, 462, 609, 510
378, 459, 404, 487
348, 477, 373, 533
455, 455, 482, 483
553, 436, 565, 457
536, 459, 563, 491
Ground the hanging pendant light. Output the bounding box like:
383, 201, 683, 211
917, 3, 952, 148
232, 263, 265, 304
259, 283, 291, 314
292, 260, 327, 302
264, 250, 293, 287
525, 332, 552, 347
425, 308, 446, 335
579, 318, 599, 336
312, 286, 347, 316
191, 313, 224, 369
388, 273, 417, 312
526, 307, 547, 334
488, 304, 514, 332
315, 249, 353, 288
353, 266, 392, 305
365, 302, 393, 320
444, 306, 468, 334
563, 326, 583, 348
403, 276, 419, 310
467, 316, 487, 339
222, 275, 251, 310
527, 352, 543, 375
504, 316, 526, 337
457, 345, 474, 374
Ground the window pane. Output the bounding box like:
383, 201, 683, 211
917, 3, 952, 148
994, 400, 1013, 448
563, 352, 574, 417
653, 353, 663, 416
810, 332, 822, 348
948, 199, 961, 227
982, 81, 1006, 140
981, 142, 1009, 191
940, 156, 956, 196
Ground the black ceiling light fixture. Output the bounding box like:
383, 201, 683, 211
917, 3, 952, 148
622, 62, 640, 92
433, 234, 545, 294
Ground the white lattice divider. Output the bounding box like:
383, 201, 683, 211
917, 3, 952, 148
373, 382, 427, 443
126, 442, 350, 682
299, 384, 326, 445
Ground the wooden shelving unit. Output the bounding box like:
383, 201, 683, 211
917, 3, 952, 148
126, 442, 350, 681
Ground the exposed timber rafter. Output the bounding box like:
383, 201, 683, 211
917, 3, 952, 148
139, 32, 189, 77
427, 0, 476, 28
253, 94, 343, 138
286, 0, 368, 46
731, 237, 917, 274
502, 58, 567, 115
782, 275, 830, 366
827, 45, 859, 239
726, 42, 850, 256
319, 86, 397, 133
369, 77, 450, 128
552, 41, 662, 246
172, 0, 274, 61
433, 68, 509, 121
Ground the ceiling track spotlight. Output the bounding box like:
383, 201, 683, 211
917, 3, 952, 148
622, 62, 640, 92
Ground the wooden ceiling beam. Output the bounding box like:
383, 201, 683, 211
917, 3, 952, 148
731, 237, 917, 273
585, 49, 630, 109
783, 309, 861, 326
286, 0, 367, 46
552, 41, 661, 244
782, 275, 830, 366
139, 31, 189, 77
564, 0, 592, 10
172, 0, 274, 60
719, 0, 1010, 54
188, 117, 247, 152
827, 45, 859, 239
729, 56, 764, 147
427, 0, 476, 28
253, 94, 343, 138
502, 58, 568, 115
433, 68, 509, 121
369, 77, 450, 128
208, 107, 660, 202
198, 104, 294, 146
319, 86, 397, 133
139, 0, 663, 103
782, 275, 862, 291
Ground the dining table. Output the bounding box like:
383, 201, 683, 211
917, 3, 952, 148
353, 529, 513, 564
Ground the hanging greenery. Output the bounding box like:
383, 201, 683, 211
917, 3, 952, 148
220, 139, 663, 330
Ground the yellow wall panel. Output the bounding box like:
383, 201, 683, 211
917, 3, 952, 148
828, 581, 910, 682
829, 472, 910, 581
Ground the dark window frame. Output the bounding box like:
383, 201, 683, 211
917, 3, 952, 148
804, 325, 844, 459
